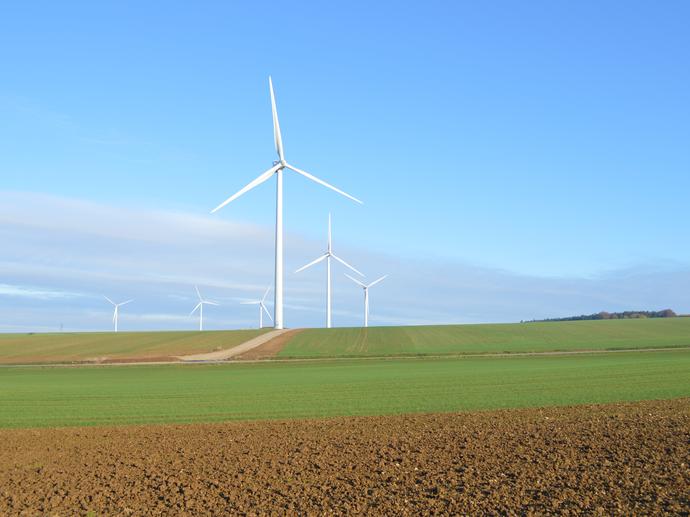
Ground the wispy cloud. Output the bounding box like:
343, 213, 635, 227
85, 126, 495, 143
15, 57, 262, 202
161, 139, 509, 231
0, 191, 688, 332
0, 283, 84, 300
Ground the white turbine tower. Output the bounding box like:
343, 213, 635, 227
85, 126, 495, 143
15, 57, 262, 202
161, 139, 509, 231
211, 77, 362, 330
241, 286, 273, 329
104, 297, 133, 333
345, 275, 388, 328
296, 214, 363, 328
190, 286, 219, 332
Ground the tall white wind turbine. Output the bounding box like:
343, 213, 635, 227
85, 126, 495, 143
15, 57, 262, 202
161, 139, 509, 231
190, 286, 219, 332
296, 214, 363, 328
345, 275, 388, 328
104, 296, 133, 333
241, 286, 273, 329
211, 77, 362, 330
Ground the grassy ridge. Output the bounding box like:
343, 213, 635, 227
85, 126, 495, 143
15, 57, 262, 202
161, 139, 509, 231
279, 318, 690, 358
1, 350, 688, 428
0, 330, 270, 364
2, 318, 687, 364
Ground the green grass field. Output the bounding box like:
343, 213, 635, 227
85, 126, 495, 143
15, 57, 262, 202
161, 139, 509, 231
1, 349, 688, 428
2, 318, 688, 365
279, 318, 690, 358
0, 329, 270, 364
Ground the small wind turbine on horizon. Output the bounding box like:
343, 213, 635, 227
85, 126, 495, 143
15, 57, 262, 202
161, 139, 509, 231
241, 286, 273, 329
211, 76, 362, 330
345, 274, 388, 328
190, 286, 219, 332
104, 297, 133, 333
296, 214, 363, 328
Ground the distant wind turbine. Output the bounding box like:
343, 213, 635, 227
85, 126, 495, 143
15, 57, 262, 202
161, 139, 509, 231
241, 286, 273, 329
345, 275, 388, 328
296, 214, 363, 328
211, 77, 362, 330
104, 297, 133, 333
190, 286, 219, 332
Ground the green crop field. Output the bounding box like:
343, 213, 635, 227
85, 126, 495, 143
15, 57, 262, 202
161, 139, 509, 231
0, 329, 270, 364
2, 318, 688, 365
279, 318, 690, 358
1, 349, 688, 428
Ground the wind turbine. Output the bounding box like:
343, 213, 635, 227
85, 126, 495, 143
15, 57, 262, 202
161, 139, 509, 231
211, 77, 362, 330
241, 286, 273, 329
104, 297, 133, 333
296, 214, 363, 328
190, 286, 219, 332
345, 275, 388, 328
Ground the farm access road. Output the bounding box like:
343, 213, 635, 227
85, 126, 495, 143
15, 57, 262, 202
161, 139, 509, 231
177, 329, 291, 362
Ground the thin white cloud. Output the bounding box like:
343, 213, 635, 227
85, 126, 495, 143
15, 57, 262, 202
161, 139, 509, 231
0, 191, 688, 332
0, 283, 84, 300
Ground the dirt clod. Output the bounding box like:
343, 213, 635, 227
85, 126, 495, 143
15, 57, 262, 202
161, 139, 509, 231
0, 399, 688, 515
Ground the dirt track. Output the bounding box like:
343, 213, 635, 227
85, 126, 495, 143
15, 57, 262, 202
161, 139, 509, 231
177, 329, 290, 361
0, 399, 688, 515
234, 329, 302, 360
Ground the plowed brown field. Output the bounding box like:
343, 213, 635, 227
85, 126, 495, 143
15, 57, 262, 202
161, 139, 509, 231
1, 399, 688, 516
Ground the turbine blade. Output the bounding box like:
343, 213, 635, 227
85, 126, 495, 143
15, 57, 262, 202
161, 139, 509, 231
345, 273, 367, 288
295, 254, 328, 273
261, 303, 274, 322
269, 76, 285, 161
205, 301, 220, 306
119, 299, 134, 307
211, 164, 281, 214
332, 255, 364, 276
367, 275, 388, 288
285, 164, 363, 205
190, 303, 201, 316
195, 285, 202, 300
104, 296, 115, 306
262, 286, 271, 303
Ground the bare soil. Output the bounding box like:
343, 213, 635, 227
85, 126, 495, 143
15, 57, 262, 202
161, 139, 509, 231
93, 356, 179, 364
0, 399, 688, 516
234, 329, 303, 360
178, 330, 291, 362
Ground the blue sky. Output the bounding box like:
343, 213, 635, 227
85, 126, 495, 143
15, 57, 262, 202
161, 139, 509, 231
0, 2, 689, 330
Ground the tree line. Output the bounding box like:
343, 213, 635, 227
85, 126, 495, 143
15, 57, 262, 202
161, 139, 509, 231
527, 309, 677, 322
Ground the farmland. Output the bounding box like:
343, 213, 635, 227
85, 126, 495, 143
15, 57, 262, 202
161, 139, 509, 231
1, 349, 689, 429
1, 318, 689, 365
0, 329, 269, 364
1, 321, 689, 514
278, 318, 690, 358
2, 398, 688, 515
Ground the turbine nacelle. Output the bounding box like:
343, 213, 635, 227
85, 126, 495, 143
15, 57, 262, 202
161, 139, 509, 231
241, 286, 273, 328
345, 274, 388, 328
296, 214, 363, 328
190, 286, 219, 331
104, 296, 133, 333
211, 76, 363, 329
346, 275, 388, 291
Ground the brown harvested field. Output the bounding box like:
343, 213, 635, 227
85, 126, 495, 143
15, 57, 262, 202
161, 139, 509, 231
234, 329, 303, 360
0, 399, 688, 516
